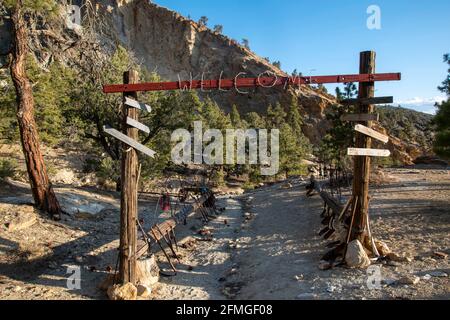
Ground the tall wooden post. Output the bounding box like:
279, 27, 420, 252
350, 51, 376, 243
119, 70, 139, 284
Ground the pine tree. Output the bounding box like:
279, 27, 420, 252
272, 61, 281, 69
5, 0, 61, 219
287, 97, 311, 157
321, 83, 359, 165
433, 53, 450, 159
241, 39, 250, 50
266, 103, 286, 129
213, 25, 223, 34
230, 105, 244, 128
432, 100, 450, 159
287, 97, 303, 138
279, 123, 302, 178
198, 16, 208, 27
245, 112, 265, 128
438, 54, 450, 95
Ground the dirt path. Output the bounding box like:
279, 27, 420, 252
226, 169, 449, 300
0, 168, 448, 300
151, 197, 244, 300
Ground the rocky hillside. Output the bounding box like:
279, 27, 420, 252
374, 105, 434, 164
0, 0, 434, 163
100, 0, 335, 142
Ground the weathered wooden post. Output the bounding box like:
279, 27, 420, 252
119, 70, 139, 284
350, 51, 376, 244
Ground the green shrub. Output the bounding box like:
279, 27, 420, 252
0, 158, 17, 179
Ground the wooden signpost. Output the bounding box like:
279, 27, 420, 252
343, 51, 393, 245
103, 70, 156, 285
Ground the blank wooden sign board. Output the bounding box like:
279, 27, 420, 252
103, 95, 155, 159
103, 125, 156, 158
126, 117, 150, 134
347, 148, 391, 157
341, 113, 379, 122
124, 97, 152, 112
354, 124, 389, 143
341, 96, 393, 105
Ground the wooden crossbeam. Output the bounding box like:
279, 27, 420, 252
124, 97, 152, 112
103, 125, 156, 158
103, 73, 401, 93
354, 124, 389, 143
347, 148, 390, 157
340, 96, 393, 105
126, 117, 150, 134
341, 113, 379, 122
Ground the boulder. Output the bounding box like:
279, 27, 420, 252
345, 240, 371, 269
107, 283, 137, 300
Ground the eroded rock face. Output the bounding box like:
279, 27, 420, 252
95, 0, 335, 143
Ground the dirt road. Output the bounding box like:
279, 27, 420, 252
0, 168, 448, 300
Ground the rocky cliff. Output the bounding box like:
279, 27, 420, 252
99, 0, 335, 142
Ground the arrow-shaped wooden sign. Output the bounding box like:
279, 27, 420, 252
341, 113, 379, 122
126, 117, 150, 134
340, 96, 393, 105
124, 97, 152, 112
354, 124, 389, 143
347, 148, 390, 157
103, 125, 156, 158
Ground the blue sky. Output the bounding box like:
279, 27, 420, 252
155, 0, 449, 114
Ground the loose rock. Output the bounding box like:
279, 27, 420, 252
374, 239, 391, 256
387, 252, 412, 263
280, 182, 293, 189
137, 284, 152, 298
318, 260, 332, 270
107, 283, 137, 300
429, 270, 448, 278
398, 275, 420, 285
433, 251, 448, 259
345, 240, 371, 268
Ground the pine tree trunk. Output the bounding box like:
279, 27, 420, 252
9, 1, 61, 219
